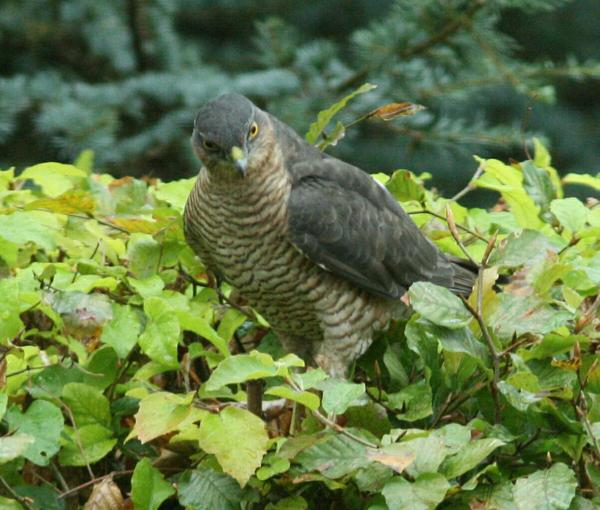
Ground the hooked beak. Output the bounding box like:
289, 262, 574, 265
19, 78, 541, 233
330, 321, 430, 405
230, 146, 248, 176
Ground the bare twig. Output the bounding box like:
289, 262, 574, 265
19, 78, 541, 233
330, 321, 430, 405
0, 476, 35, 510
408, 209, 488, 242
445, 205, 479, 266
460, 232, 501, 423
451, 163, 484, 202
286, 378, 378, 449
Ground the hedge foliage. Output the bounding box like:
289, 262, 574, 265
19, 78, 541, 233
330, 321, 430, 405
0, 105, 599, 508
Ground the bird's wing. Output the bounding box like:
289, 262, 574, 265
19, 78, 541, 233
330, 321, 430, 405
287, 157, 472, 299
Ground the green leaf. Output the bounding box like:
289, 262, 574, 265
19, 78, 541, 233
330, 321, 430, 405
256, 453, 291, 481
127, 233, 161, 279
0, 496, 24, 510
18, 162, 86, 197
62, 383, 111, 428
320, 379, 365, 415
197, 406, 269, 486
489, 294, 572, 338
563, 172, 600, 191
0, 211, 59, 251
205, 352, 277, 391
408, 282, 472, 329
177, 310, 229, 357
0, 278, 25, 343
0, 433, 35, 465
382, 473, 450, 510
266, 495, 308, 510
475, 158, 543, 229
441, 438, 505, 479
138, 297, 181, 368
522, 161, 556, 210
490, 229, 558, 268
177, 468, 242, 510
131, 458, 175, 510
100, 303, 142, 358
6, 400, 64, 466
513, 463, 577, 510
550, 198, 588, 232
84, 346, 119, 390
385, 170, 425, 202
305, 83, 376, 144
296, 432, 370, 478
59, 424, 116, 466
133, 391, 197, 443
387, 379, 433, 421
153, 177, 196, 212
265, 385, 320, 410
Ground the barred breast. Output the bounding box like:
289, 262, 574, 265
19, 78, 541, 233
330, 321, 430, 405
184, 154, 393, 376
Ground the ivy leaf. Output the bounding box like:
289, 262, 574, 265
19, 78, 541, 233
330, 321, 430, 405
382, 473, 449, 510
138, 297, 181, 368
408, 282, 472, 329
319, 379, 366, 415
131, 458, 175, 510
6, 400, 64, 466
550, 198, 588, 233
305, 83, 376, 144
513, 463, 576, 510
177, 468, 242, 510
197, 407, 269, 486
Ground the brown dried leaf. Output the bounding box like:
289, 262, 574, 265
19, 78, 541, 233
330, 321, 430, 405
84, 478, 125, 510
369, 102, 426, 121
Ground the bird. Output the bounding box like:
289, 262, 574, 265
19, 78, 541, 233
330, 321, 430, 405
184, 93, 476, 377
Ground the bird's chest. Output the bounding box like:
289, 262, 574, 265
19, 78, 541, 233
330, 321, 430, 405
187, 173, 302, 296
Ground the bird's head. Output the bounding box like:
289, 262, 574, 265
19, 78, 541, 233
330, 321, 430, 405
191, 93, 270, 179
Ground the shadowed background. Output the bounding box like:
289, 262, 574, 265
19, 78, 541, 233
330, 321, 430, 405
1, 0, 599, 202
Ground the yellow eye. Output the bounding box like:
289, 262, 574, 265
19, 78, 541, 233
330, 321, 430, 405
202, 139, 218, 152
248, 122, 259, 139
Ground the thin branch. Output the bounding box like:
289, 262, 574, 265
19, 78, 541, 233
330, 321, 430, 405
58, 470, 134, 499
401, 0, 485, 58
445, 205, 479, 267
286, 378, 378, 449
408, 208, 488, 242
0, 476, 35, 510
451, 163, 484, 202
460, 232, 501, 423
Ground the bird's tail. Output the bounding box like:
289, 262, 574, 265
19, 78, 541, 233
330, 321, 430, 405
447, 256, 478, 296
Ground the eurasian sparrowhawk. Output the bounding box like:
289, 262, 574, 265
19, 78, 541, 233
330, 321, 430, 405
184, 93, 475, 377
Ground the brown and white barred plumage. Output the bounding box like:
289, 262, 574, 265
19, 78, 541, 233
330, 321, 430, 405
184, 94, 475, 377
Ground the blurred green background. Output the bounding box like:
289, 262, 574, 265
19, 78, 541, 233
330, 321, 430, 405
1, 0, 599, 200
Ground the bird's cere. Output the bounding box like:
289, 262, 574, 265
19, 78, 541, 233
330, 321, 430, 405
230, 145, 247, 175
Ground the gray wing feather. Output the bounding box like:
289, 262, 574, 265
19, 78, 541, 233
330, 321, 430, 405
287, 156, 474, 299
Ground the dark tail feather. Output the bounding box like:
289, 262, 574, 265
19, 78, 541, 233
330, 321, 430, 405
448, 256, 478, 296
